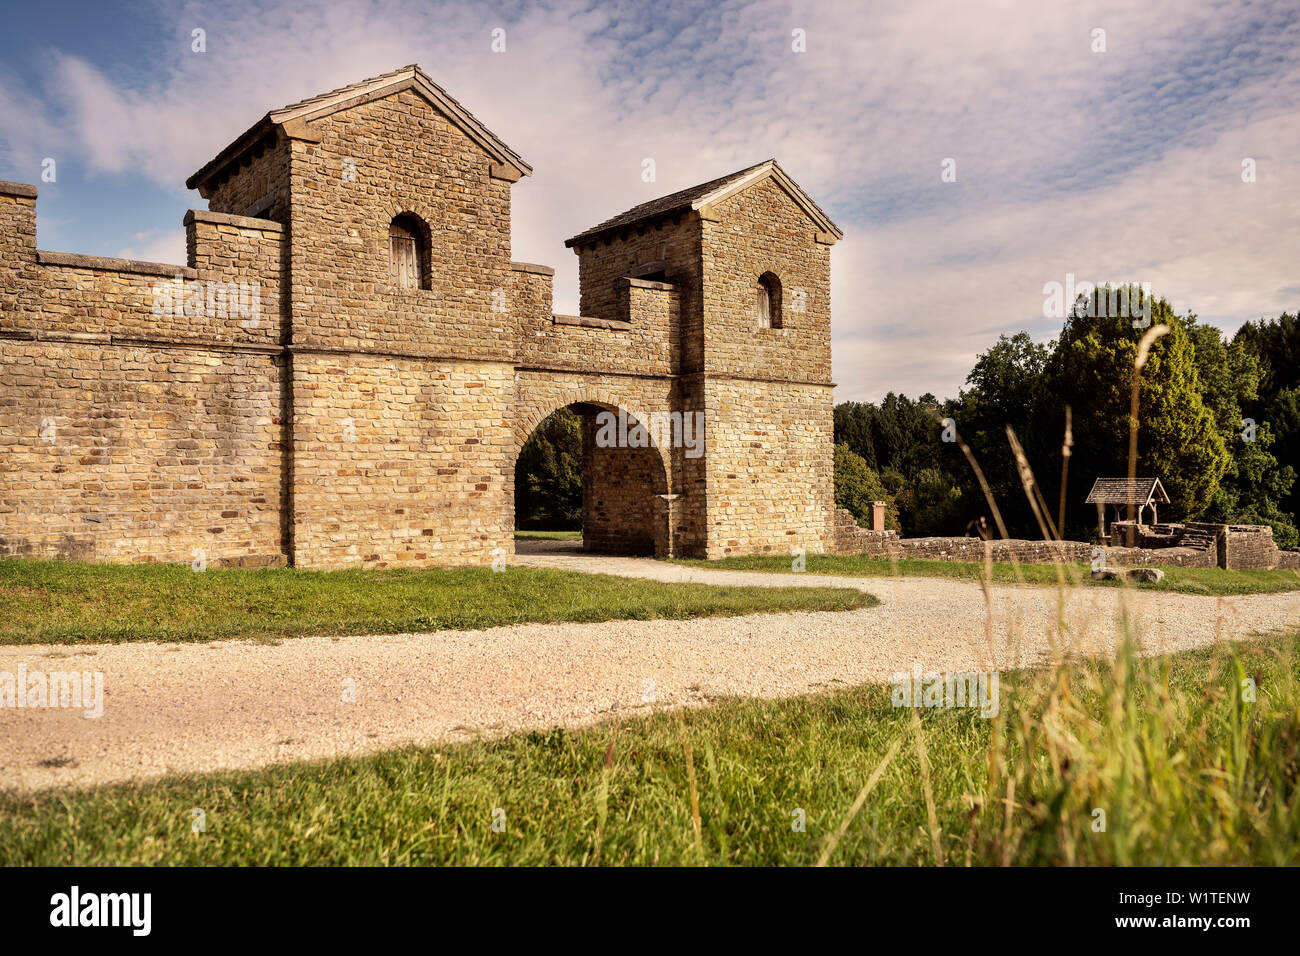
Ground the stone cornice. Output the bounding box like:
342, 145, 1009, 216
36, 250, 197, 280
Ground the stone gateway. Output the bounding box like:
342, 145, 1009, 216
0, 65, 842, 568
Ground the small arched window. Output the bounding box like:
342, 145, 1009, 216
757, 272, 782, 328
389, 214, 429, 290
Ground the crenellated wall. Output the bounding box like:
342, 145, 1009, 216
0, 181, 290, 566
0, 70, 844, 569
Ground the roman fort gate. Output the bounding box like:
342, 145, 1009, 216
0, 65, 843, 569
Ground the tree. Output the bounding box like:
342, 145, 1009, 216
1234, 313, 1300, 530
832, 393, 966, 536
833, 443, 899, 530
1179, 313, 1296, 544
952, 332, 1052, 537
833, 402, 877, 470
890, 467, 964, 537
1040, 289, 1229, 536
514, 408, 582, 529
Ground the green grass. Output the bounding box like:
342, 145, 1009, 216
674, 553, 1300, 596
0, 558, 875, 645
3, 633, 1297, 865
514, 530, 582, 540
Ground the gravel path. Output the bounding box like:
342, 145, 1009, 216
1, 552, 1296, 793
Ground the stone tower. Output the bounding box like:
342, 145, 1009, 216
564, 159, 842, 558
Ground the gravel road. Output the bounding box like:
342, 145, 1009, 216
1, 552, 1295, 792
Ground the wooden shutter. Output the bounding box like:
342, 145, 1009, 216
389, 220, 419, 290
757, 283, 771, 327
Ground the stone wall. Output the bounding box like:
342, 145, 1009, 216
834, 509, 1297, 572
572, 217, 700, 344
1100, 545, 1217, 569
205, 131, 290, 222
0, 181, 289, 566
703, 377, 834, 556
285, 90, 515, 361
183, 209, 288, 347
699, 177, 833, 383
1217, 524, 1291, 571
0, 74, 846, 570
516, 271, 681, 378
0, 339, 286, 566
289, 353, 514, 569
834, 511, 1093, 563
0, 184, 38, 327
5, 208, 283, 348
579, 405, 669, 556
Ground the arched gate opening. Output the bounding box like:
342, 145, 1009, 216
513, 401, 672, 557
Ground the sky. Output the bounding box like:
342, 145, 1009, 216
1, 0, 1297, 403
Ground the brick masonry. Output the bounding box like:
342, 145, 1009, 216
0, 66, 843, 567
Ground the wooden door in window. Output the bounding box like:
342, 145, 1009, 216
389, 221, 419, 290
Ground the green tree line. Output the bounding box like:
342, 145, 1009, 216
835, 296, 1298, 547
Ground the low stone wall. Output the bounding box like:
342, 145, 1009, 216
1102, 546, 1217, 569
833, 508, 1296, 572
1219, 524, 1284, 571
832, 508, 897, 556
835, 508, 1091, 564
900, 537, 1093, 563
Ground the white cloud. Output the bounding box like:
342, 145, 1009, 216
3, 0, 1296, 402
114, 229, 187, 266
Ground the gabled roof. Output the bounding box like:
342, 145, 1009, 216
1084, 477, 1170, 506
187, 64, 530, 194
564, 159, 843, 247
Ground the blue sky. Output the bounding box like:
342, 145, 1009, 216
2, 0, 1297, 401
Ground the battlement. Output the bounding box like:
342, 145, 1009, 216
0, 66, 841, 568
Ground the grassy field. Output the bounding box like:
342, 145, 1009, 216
675, 553, 1300, 596
2, 632, 1296, 865
514, 530, 582, 541
0, 559, 874, 645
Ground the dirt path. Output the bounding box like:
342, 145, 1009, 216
1, 553, 1295, 792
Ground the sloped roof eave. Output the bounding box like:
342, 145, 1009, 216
185, 65, 530, 194
184, 113, 276, 192
690, 163, 842, 238
564, 159, 841, 247
1084, 477, 1170, 505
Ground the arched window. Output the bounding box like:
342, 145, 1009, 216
757, 272, 782, 328
389, 214, 429, 290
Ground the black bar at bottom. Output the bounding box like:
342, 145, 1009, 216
0, 865, 1275, 942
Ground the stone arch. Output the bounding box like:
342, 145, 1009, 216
511, 383, 676, 556
511, 386, 674, 487
383, 199, 440, 230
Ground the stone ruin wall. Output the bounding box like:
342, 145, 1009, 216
833, 507, 1298, 572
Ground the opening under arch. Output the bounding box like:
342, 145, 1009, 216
513, 401, 671, 557
389, 213, 431, 290
757, 271, 782, 329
